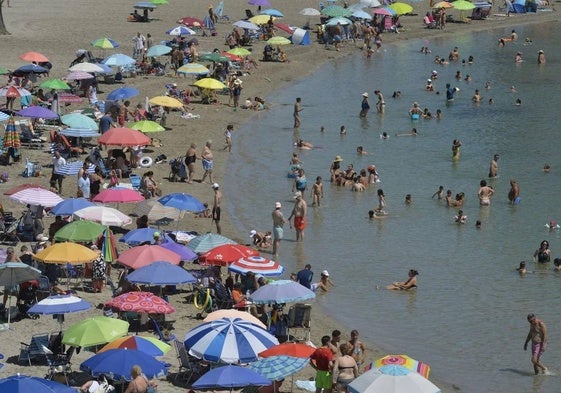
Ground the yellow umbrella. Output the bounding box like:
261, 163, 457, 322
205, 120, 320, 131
267, 36, 291, 46
388, 2, 413, 14
34, 242, 99, 265
433, 1, 454, 7
194, 78, 227, 90
227, 47, 252, 57
149, 96, 184, 108
249, 14, 275, 25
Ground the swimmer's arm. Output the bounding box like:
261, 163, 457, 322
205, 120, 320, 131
541, 322, 547, 348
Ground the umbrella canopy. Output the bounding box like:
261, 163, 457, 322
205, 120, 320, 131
3, 117, 20, 148
178, 16, 204, 26
229, 256, 284, 277
160, 241, 198, 261
60, 128, 98, 138
433, 1, 454, 7
326, 16, 353, 25
158, 193, 205, 212
19, 51, 49, 63
249, 14, 274, 25
249, 280, 316, 304
373, 355, 431, 379
98, 127, 151, 146
17, 106, 59, 119
260, 8, 284, 17
193, 78, 227, 90
199, 52, 230, 63
99, 336, 171, 356
259, 342, 316, 358
199, 244, 259, 266
373, 7, 396, 15
177, 63, 210, 75
184, 317, 279, 363
134, 2, 157, 9
53, 220, 105, 242
248, 0, 271, 5
61, 113, 98, 129
248, 355, 309, 380
146, 44, 172, 57
193, 365, 271, 390
0, 111, 10, 122
451, 0, 476, 9
0, 375, 76, 393
348, 365, 440, 393
117, 244, 181, 269
0, 262, 41, 286
129, 120, 165, 132
125, 261, 197, 285
105, 291, 175, 314
166, 25, 197, 36
0, 86, 31, 98
149, 95, 184, 108
321, 5, 353, 17
81, 349, 167, 381
28, 294, 92, 315
64, 71, 95, 80
92, 188, 145, 204
9, 187, 63, 207
352, 9, 373, 19
58, 93, 84, 104
0, 65, 9, 75
119, 227, 160, 245
388, 2, 413, 14
91, 37, 119, 49
74, 206, 133, 226
132, 199, 183, 221
102, 53, 136, 67
274, 22, 295, 34
34, 242, 99, 265
54, 161, 96, 176
227, 47, 252, 57
68, 62, 105, 73
63, 316, 129, 347
39, 79, 71, 90
12, 64, 48, 76
267, 36, 291, 45
106, 86, 140, 101
360, 0, 381, 6
3, 183, 47, 196
187, 233, 237, 254
204, 309, 266, 329
299, 7, 321, 16
233, 20, 260, 31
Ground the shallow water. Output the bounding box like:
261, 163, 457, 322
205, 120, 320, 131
225, 21, 561, 392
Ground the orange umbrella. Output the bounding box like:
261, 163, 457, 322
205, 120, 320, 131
19, 51, 49, 63
98, 127, 151, 147
259, 342, 316, 358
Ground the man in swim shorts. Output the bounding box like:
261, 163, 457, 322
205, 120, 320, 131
272, 202, 287, 257
489, 154, 499, 178
310, 335, 334, 393
289, 191, 308, 241
212, 183, 222, 234
524, 313, 548, 374
293, 97, 302, 128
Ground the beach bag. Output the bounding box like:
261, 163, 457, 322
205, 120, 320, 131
93, 379, 115, 393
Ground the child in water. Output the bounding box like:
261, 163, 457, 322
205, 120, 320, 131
375, 189, 386, 214
311, 176, 324, 207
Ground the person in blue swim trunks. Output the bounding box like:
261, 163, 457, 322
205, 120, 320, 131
508, 179, 520, 204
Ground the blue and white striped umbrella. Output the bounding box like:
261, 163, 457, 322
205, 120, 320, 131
28, 294, 92, 315
184, 317, 279, 364
228, 256, 285, 277
166, 25, 197, 36
54, 161, 96, 176
59, 128, 100, 138
248, 355, 309, 380
0, 112, 10, 122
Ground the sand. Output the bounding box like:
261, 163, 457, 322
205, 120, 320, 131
0, 0, 557, 390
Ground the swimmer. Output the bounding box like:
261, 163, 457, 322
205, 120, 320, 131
475, 220, 482, 229
396, 128, 418, 137
515, 98, 522, 106
374, 90, 385, 113
386, 269, 418, 290
375, 189, 386, 214
537, 50, 546, 64
516, 261, 527, 275
425, 79, 434, 92
543, 164, 551, 173
409, 102, 423, 119
455, 70, 462, 80
432, 185, 444, 200
515, 52, 523, 63
311, 176, 324, 206
489, 98, 494, 105
320, 126, 326, 133
454, 210, 467, 224
446, 84, 459, 101
360, 92, 370, 118
356, 146, 368, 155
405, 194, 412, 204
478, 179, 494, 206
545, 220, 559, 230
485, 81, 491, 89
452, 139, 462, 160
468, 55, 474, 64
380, 132, 389, 140
510, 86, 517, 93
489, 154, 499, 178
554, 258, 561, 272
465, 74, 471, 82
295, 139, 314, 150
435, 109, 442, 119
472, 89, 482, 103
340, 125, 347, 135
508, 179, 520, 204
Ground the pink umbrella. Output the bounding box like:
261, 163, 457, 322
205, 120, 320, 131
64, 71, 95, 81
199, 244, 260, 266
98, 128, 151, 147
117, 245, 181, 269
74, 206, 133, 226
105, 291, 175, 314
93, 188, 145, 204
9, 187, 63, 207
373, 7, 394, 15
58, 92, 84, 103
19, 51, 49, 63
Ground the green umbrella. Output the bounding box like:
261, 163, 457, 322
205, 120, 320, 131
227, 47, 252, 56
62, 316, 129, 347
389, 2, 413, 14
39, 79, 71, 90
91, 37, 119, 49
151, 0, 168, 4
199, 52, 230, 63
452, 0, 476, 10
267, 36, 292, 46
54, 220, 105, 242
129, 120, 165, 133
321, 5, 353, 17
0, 66, 10, 75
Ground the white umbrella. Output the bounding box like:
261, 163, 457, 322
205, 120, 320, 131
299, 7, 321, 16
64, 71, 95, 80
233, 20, 260, 31
74, 206, 132, 226
133, 199, 184, 221
9, 188, 63, 207
326, 16, 353, 25
352, 9, 373, 19
0, 262, 41, 326
68, 62, 105, 73
349, 365, 441, 393
360, 0, 381, 7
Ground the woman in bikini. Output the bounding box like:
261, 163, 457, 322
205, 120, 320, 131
331, 343, 359, 393
478, 179, 494, 206
386, 269, 418, 290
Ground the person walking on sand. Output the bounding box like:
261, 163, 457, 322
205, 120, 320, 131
212, 183, 222, 234
223, 124, 233, 152
289, 191, 308, 241
272, 202, 287, 256
524, 313, 548, 375
200, 140, 214, 184
293, 97, 303, 128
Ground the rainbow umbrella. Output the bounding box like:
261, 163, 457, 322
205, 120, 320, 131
98, 336, 171, 356
371, 355, 430, 378
101, 228, 119, 263
2, 117, 20, 148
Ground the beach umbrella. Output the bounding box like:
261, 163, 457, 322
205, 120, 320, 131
199, 244, 259, 266
177, 16, 204, 27
177, 63, 210, 75
99, 336, 171, 356
0, 65, 10, 74
74, 206, 133, 226
274, 22, 295, 34
249, 14, 274, 25
248, 355, 309, 381
249, 0, 271, 5
160, 241, 198, 261
227, 47, 252, 56
0, 112, 9, 122
80, 349, 167, 381
0, 86, 31, 98
39, 79, 71, 90
347, 3, 367, 11
149, 95, 184, 108
249, 280, 315, 305
146, 44, 172, 57
68, 62, 105, 73
204, 309, 266, 329
3, 183, 47, 196
102, 53, 136, 67
63, 316, 128, 347
54, 161, 96, 176
132, 199, 183, 221
348, 365, 440, 393
17, 106, 59, 119
388, 2, 413, 14
433, 1, 454, 7
299, 7, 321, 16
91, 37, 119, 49
326, 16, 353, 25
64, 71, 95, 80
229, 256, 285, 277
199, 52, 230, 63
373, 355, 431, 378
100, 227, 119, 263
9, 187, 63, 207
51, 198, 94, 216
158, 192, 206, 212
233, 20, 260, 31
119, 227, 160, 245
12, 64, 48, 76
98, 127, 151, 146
321, 5, 353, 17
193, 77, 227, 90
135, 1, 157, 8
451, 0, 476, 9
2, 117, 21, 148
129, 120, 165, 133
0, 262, 41, 325
360, 0, 381, 6
61, 113, 97, 129
34, 242, 99, 265
0, 374, 76, 393
92, 188, 145, 204
373, 7, 396, 15
28, 294, 92, 316
266, 36, 291, 45
105, 291, 175, 314
184, 317, 279, 363
166, 25, 197, 36
53, 220, 105, 242
352, 9, 373, 19
117, 244, 181, 269
193, 365, 271, 390
259, 342, 316, 358
260, 8, 284, 17
126, 261, 197, 285
106, 86, 139, 101
187, 233, 236, 254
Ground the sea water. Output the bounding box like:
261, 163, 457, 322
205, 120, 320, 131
225, 20, 561, 393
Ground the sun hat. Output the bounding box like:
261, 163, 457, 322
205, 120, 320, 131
172, 83, 177, 87
275, 202, 282, 208
427, 79, 432, 83
250, 230, 257, 238
234, 79, 242, 85
294, 191, 302, 198
334, 155, 344, 162
362, 92, 368, 97
538, 49, 544, 54
212, 183, 220, 189
321, 270, 329, 277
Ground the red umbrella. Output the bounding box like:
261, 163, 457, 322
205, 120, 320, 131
93, 188, 145, 204
0, 86, 31, 98
221, 51, 243, 62
3, 183, 48, 196
199, 244, 260, 266
19, 51, 49, 63
177, 16, 204, 27
117, 245, 181, 269
58, 92, 84, 103
259, 342, 316, 358
98, 128, 151, 147
105, 291, 175, 314
274, 22, 294, 34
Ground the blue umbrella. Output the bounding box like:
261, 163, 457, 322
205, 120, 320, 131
93, 63, 114, 74
193, 365, 271, 389
0, 374, 76, 393
12, 64, 49, 77
28, 294, 92, 315
248, 355, 309, 380
166, 26, 196, 36
102, 53, 136, 67
134, 1, 157, 9
184, 317, 279, 364
146, 45, 172, 57
260, 8, 284, 17
187, 233, 237, 254
126, 261, 197, 285
17, 106, 59, 119
248, 280, 315, 305
158, 193, 205, 212
0, 111, 10, 121
119, 227, 163, 245
59, 128, 100, 138
80, 349, 168, 381
160, 240, 197, 261
51, 198, 95, 216
107, 87, 140, 101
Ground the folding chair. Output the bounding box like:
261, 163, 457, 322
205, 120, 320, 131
173, 340, 203, 383
64, 263, 84, 291
129, 174, 141, 191
19, 120, 44, 149
19, 333, 50, 365
287, 303, 312, 342
43, 344, 73, 385
151, 317, 176, 343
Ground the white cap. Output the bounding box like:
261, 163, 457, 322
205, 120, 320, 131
250, 230, 257, 238
321, 270, 329, 277
294, 191, 302, 199
212, 183, 220, 189
275, 202, 282, 208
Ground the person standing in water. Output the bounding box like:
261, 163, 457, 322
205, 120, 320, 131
524, 313, 548, 375
359, 92, 370, 118
452, 139, 462, 160
508, 179, 520, 204
293, 97, 303, 128
489, 154, 499, 178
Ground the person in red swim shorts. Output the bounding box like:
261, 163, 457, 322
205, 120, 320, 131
289, 191, 308, 241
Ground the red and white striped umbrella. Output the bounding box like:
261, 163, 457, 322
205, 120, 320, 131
0, 86, 31, 98
58, 92, 84, 103
228, 256, 285, 277
64, 71, 95, 81
9, 187, 63, 207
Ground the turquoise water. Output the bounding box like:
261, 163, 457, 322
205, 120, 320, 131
226, 21, 561, 392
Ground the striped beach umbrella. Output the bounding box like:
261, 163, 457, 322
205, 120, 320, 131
228, 256, 285, 277
9, 187, 63, 207
54, 161, 96, 176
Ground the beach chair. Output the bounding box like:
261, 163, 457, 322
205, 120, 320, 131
287, 303, 312, 342
129, 174, 142, 191
19, 333, 50, 366
151, 316, 176, 343
19, 120, 44, 149
173, 340, 202, 383
36, 275, 52, 301
43, 344, 74, 385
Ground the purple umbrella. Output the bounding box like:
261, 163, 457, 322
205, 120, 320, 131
249, 0, 271, 6
17, 106, 59, 119
160, 240, 198, 261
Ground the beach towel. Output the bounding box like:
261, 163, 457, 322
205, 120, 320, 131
296, 380, 316, 392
